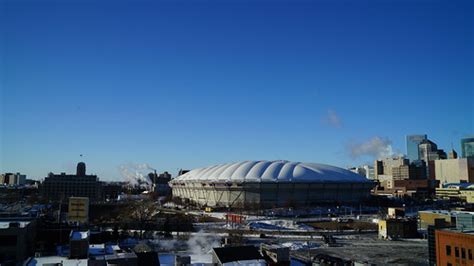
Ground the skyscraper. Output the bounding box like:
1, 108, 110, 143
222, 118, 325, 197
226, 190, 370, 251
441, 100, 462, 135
419, 139, 447, 179
461, 136, 474, 158
406, 134, 427, 162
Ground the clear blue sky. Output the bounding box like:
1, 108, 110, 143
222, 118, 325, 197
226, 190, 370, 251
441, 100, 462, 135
1, 0, 473, 180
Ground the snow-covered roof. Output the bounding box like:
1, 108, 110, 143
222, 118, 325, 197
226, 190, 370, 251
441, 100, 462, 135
172, 160, 371, 183
222, 259, 267, 265
0, 221, 31, 229
70, 230, 89, 240
26, 256, 88, 266
442, 183, 474, 189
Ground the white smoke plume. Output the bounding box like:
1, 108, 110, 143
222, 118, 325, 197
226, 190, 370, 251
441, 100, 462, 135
347, 136, 395, 160
186, 231, 221, 264
118, 163, 155, 187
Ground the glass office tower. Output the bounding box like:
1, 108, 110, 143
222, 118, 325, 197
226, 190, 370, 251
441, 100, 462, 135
461, 136, 474, 158
406, 134, 427, 162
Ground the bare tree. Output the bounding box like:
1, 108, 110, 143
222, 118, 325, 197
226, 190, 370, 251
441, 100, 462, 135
127, 200, 158, 238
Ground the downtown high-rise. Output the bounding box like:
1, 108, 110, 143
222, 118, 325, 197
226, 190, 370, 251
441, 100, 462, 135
406, 134, 427, 162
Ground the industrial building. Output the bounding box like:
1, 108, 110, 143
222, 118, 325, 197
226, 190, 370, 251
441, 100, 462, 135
148, 171, 172, 196
170, 160, 375, 209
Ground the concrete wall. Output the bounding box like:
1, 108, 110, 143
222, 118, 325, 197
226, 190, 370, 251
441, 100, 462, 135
435, 158, 474, 186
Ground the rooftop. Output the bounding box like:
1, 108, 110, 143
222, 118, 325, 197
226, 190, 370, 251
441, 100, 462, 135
213, 245, 264, 264
26, 256, 88, 266
70, 230, 89, 240
0, 220, 32, 229
173, 160, 372, 183
438, 228, 474, 235
419, 210, 474, 216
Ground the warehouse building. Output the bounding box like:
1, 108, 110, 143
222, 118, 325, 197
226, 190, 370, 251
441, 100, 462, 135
170, 160, 375, 209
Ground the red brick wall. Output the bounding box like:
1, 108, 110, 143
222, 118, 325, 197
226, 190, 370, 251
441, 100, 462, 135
436, 230, 474, 266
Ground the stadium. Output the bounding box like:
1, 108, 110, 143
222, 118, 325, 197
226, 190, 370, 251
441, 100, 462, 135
170, 160, 375, 209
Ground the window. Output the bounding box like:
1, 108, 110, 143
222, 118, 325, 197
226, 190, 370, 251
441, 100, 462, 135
447, 263, 452, 266
469, 249, 472, 260
455, 247, 459, 258
446, 245, 452, 256
461, 248, 466, 259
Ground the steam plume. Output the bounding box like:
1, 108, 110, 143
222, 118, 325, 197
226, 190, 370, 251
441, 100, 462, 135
119, 163, 155, 187
347, 136, 395, 159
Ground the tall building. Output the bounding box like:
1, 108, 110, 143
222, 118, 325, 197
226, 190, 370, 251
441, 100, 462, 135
349, 166, 367, 177
406, 134, 427, 162
419, 139, 447, 179
419, 140, 447, 162
434, 158, 474, 187
373, 157, 428, 196
363, 165, 375, 179
448, 149, 458, 159
461, 136, 474, 158
41, 162, 102, 202
374, 157, 410, 179
0, 173, 26, 186
349, 165, 375, 179
392, 163, 426, 180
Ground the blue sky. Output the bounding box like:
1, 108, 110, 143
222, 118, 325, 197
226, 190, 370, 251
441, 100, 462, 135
1, 0, 473, 180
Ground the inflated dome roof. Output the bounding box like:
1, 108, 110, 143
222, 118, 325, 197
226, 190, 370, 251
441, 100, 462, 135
172, 160, 370, 183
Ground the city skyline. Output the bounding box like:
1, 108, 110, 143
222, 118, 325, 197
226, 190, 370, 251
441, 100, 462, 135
1, 0, 473, 180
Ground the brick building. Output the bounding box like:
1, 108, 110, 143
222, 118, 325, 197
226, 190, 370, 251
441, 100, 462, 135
435, 229, 474, 266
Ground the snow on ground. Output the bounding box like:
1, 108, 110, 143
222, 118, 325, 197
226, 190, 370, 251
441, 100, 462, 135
248, 219, 314, 231
281, 241, 319, 251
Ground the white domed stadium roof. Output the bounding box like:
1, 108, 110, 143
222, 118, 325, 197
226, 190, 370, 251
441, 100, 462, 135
172, 160, 370, 183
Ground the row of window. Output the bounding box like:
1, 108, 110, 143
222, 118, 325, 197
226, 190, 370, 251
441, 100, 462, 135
446, 245, 473, 260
